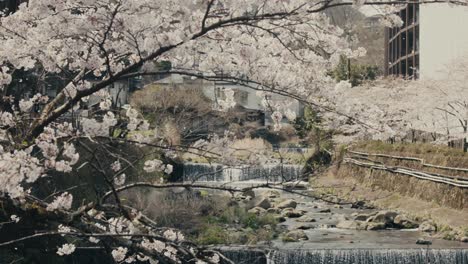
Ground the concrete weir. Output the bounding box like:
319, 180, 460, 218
219, 248, 468, 264
182, 163, 304, 183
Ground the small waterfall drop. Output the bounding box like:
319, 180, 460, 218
267, 249, 468, 264
220, 249, 468, 264
182, 163, 304, 183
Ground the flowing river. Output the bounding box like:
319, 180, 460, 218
181, 163, 468, 264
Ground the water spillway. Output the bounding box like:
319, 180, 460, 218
182, 163, 304, 183
268, 249, 468, 264
219, 248, 468, 264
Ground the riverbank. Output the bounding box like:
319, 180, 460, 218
312, 141, 468, 243
218, 187, 468, 263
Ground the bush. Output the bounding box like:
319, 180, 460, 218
196, 226, 229, 245
332, 55, 380, 87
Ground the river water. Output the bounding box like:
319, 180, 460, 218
182, 163, 468, 263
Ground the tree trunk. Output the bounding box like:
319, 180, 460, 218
464, 121, 467, 153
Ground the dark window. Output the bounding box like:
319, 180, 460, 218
408, 57, 414, 78
415, 26, 420, 52
409, 5, 414, 24
415, 54, 420, 78
400, 8, 407, 27
415, 5, 419, 22
401, 31, 407, 57
408, 29, 414, 53
401, 60, 407, 77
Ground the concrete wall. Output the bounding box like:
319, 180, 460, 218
419, 4, 468, 80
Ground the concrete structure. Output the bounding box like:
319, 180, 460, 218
385, 4, 468, 80
153, 74, 304, 125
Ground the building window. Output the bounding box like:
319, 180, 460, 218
385, 3, 420, 79
235, 90, 249, 105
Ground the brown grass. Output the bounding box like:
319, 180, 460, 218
336, 141, 468, 209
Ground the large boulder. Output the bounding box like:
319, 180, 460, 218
354, 213, 375, 221
255, 198, 272, 210
394, 215, 419, 229
368, 211, 398, 225
277, 199, 298, 209
366, 222, 386, 231
337, 220, 368, 230
283, 230, 309, 242
419, 221, 437, 233
281, 208, 304, 218
296, 215, 316, 223
242, 190, 256, 199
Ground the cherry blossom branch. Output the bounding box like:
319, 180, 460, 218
100, 182, 356, 205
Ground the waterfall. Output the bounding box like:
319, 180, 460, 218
182, 163, 304, 183
267, 249, 468, 264
219, 249, 468, 264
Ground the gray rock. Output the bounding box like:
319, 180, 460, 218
255, 198, 272, 210
283, 230, 309, 242
266, 208, 281, 214
337, 220, 359, 230
366, 222, 386, 230
460, 237, 468, 243
334, 204, 343, 209
281, 208, 304, 218
394, 215, 419, 229
419, 221, 437, 233
295, 224, 314, 230
354, 214, 373, 221
242, 190, 256, 198
274, 215, 286, 223
296, 215, 316, 223
368, 211, 398, 225
277, 199, 298, 209
318, 208, 331, 213
248, 207, 266, 215
337, 220, 368, 230
416, 238, 432, 245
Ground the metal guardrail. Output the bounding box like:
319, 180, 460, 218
348, 150, 468, 174
343, 156, 468, 188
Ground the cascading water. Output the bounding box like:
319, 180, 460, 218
182, 163, 304, 182
267, 249, 468, 264
220, 249, 468, 264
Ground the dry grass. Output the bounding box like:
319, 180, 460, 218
353, 141, 468, 178
332, 141, 468, 209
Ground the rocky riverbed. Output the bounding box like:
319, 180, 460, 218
234, 186, 468, 249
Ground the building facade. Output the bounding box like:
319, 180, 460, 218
154, 74, 304, 125
384, 4, 420, 79
385, 4, 468, 80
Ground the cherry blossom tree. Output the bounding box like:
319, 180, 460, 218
1, 0, 466, 263
322, 58, 468, 147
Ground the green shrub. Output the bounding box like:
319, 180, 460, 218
332, 55, 380, 87
196, 226, 228, 245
